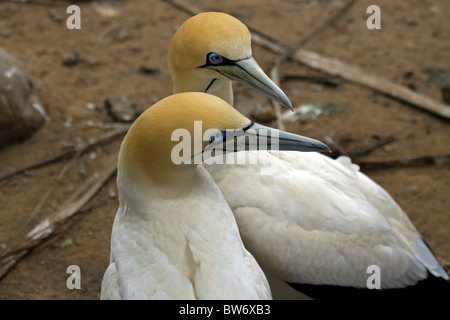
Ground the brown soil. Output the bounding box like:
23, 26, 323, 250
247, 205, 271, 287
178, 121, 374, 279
0, 0, 448, 300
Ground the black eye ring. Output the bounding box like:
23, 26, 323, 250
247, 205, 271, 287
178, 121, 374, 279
208, 53, 223, 65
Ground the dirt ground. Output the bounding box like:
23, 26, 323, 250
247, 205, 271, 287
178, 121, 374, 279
0, 0, 448, 300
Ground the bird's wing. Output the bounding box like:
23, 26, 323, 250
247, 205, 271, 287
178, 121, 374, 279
187, 232, 272, 300
186, 167, 272, 299
203, 151, 447, 288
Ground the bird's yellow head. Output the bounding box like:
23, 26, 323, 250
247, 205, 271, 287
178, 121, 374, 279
168, 12, 292, 110
118, 92, 329, 188
168, 12, 252, 75
118, 92, 251, 184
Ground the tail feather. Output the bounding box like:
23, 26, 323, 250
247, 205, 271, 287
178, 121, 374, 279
414, 238, 449, 280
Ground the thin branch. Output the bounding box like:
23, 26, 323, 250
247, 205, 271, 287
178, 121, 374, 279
347, 136, 395, 158
250, 36, 450, 119
281, 74, 341, 87
13, 144, 87, 246
325, 135, 395, 159
0, 125, 129, 181
268, 0, 357, 130
161, 0, 199, 16
0, 154, 118, 280
324, 135, 348, 158
358, 154, 450, 170
272, 0, 358, 67
325, 135, 449, 169
0, 0, 67, 6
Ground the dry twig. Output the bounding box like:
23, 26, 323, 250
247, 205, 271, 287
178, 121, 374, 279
268, 0, 358, 129
162, 0, 199, 16
249, 34, 450, 119
0, 125, 129, 181
348, 136, 396, 158
324, 135, 449, 170
0, 154, 118, 279
281, 74, 341, 87
358, 154, 450, 170
324, 135, 395, 159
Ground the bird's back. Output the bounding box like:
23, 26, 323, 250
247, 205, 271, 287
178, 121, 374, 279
203, 151, 448, 289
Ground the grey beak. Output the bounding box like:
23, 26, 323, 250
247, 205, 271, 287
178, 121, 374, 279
207, 123, 331, 154
207, 56, 293, 111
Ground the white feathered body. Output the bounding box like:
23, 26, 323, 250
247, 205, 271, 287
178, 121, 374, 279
203, 151, 448, 289
101, 165, 271, 300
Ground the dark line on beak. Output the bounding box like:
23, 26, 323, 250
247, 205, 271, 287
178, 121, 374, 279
215, 59, 280, 100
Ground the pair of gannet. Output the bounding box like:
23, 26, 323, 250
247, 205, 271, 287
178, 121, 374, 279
166, 12, 449, 298
100, 92, 328, 299
102, 12, 449, 299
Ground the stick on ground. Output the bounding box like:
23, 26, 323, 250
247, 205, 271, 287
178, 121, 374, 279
252, 36, 450, 119
0, 125, 129, 181
0, 154, 118, 280
268, 0, 357, 130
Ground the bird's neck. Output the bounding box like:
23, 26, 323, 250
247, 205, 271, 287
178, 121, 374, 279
118, 159, 198, 200
171, 69, 234, 106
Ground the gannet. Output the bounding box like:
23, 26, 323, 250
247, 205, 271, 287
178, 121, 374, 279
100, 92, 329, 300
167, 12, 450, 299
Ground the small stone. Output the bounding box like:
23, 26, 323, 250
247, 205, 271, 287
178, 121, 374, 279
103, 96, 138, 122
48, 9, 65, 23
62, 51, 80, 67
138, 66, 161, 77
109, 186, 117, 198
64, 116, 73, 128
86, 102, 96, 110
0, 47, 47, 148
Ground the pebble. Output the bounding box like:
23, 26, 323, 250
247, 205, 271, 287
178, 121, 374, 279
103, 96, 138, 122
62, 51, 80, 67
0, 47, 47, 148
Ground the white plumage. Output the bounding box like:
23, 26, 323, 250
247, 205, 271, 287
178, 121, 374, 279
167, 12, 449, 296
101, 93, 274, 300
102, 167, 271, 299
204, 151, 448, 289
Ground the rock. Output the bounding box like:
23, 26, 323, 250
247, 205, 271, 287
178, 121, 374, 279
138, 66, 161, 77
0, 47, 47, 148
62, 51, 80, 67
103, 96, 138, 122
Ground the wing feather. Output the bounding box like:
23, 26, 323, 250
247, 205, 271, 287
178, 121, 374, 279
203, 151, 448, 288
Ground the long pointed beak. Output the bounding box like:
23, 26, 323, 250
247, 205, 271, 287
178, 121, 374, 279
243, 123, 331, 152
208, 56, 293, 111
209, 123, 330, 153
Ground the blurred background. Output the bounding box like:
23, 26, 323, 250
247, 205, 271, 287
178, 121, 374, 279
0, 0, 448, 299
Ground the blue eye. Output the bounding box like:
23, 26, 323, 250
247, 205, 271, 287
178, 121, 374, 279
210, 131, 226, 143
208, 53, 223, 65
